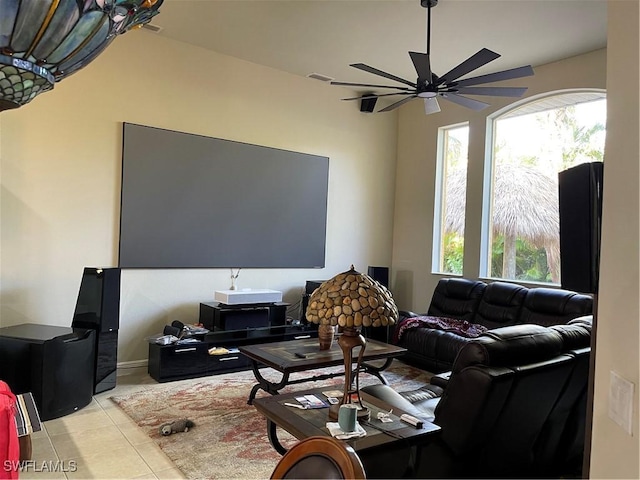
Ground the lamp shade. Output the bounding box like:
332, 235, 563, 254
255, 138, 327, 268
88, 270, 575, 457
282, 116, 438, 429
305, 266, 398, 329
0, 0, 164, 112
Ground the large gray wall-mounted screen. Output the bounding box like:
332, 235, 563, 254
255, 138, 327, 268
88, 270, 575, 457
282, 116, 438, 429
119, 123, 329, 268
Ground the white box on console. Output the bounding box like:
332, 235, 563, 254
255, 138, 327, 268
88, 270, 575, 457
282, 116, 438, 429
214, 289, 283, 305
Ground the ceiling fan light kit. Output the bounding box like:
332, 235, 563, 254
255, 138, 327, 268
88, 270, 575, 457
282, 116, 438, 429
333, 0, 534, 115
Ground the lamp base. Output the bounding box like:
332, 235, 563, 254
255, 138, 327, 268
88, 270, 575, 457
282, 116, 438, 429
328, 403, 371, 422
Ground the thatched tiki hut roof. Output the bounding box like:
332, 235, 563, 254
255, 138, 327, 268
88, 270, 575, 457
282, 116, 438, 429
444, 163, 560, 282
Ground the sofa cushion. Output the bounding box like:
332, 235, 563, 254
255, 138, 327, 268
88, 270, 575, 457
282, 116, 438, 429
473, 281, 527, 329
400, 328, 476, 372
454, 324, 564, 372
427, 278, 486, 320
519, 288, 593, 326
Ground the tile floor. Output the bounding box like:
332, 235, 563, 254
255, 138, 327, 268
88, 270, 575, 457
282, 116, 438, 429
20, 370, 185, 480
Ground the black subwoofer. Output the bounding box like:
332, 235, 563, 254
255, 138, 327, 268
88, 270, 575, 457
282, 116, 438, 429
0, 324, 95, 421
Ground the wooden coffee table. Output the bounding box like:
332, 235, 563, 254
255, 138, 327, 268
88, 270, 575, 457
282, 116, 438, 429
239, 337, 406, 404
253, 385, 440, 476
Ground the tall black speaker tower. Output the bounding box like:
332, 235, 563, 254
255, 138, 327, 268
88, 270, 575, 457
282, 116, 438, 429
367, 266, 389, 288
558, 162, 603, 294
71, 267, 121, 393
366, 266, 391, 343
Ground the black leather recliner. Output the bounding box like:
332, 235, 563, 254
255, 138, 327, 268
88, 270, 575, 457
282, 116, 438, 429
363, 318, 592, 478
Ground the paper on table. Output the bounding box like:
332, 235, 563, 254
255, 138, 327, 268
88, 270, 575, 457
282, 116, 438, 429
326, 422, 367, 440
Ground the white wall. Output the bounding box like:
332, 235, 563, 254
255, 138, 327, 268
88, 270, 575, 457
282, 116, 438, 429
0, 32, 398, 363
589, 1, 639, 477
390, 48, 607, 312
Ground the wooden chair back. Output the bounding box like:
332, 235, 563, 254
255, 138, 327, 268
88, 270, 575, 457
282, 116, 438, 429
270, 436, 365, 479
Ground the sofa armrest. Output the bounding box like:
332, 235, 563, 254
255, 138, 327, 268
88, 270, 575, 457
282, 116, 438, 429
391, 310, 424, 344
430, 371, 451, 389
361, 384, 429, 420
399, 310, 421, 320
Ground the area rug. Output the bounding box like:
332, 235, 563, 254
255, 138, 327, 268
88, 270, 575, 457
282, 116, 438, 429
111, 360, 432, 479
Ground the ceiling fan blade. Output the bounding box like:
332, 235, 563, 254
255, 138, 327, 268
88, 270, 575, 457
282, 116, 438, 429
437, 48, 501, 85
331, 81, 412, 91
440, 93, 490, 111
424, 97, 441, 115
409, 51, 432, 84
350, 63, 416, 87
378, 95, 418, 112
454, 65, 535, 87
454, 86, 528, 97
341, 92, 414, 101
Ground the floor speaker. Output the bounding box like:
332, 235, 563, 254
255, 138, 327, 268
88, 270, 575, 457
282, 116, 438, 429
300, 280, 327, 321
367, 266, 389, 288
365, 266, 391, 343
71, 267, 121, 394
558, 162, 603, 294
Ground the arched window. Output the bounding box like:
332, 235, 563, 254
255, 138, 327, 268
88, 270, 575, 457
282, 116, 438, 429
481, 90, 606, 284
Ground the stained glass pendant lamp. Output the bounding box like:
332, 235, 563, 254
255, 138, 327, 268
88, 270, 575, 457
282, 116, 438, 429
0, 0, 163, 112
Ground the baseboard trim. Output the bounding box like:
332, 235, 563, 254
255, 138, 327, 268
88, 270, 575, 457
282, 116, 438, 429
116, 359, 148, 377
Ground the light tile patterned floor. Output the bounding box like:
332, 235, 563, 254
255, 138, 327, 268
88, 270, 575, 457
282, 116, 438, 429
19, 370, 185, 480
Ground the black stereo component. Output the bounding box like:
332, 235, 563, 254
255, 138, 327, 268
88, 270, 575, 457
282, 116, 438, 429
199, 302, 288, 331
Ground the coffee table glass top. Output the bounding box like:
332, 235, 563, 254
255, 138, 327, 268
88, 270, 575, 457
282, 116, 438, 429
239, 337, 406, 372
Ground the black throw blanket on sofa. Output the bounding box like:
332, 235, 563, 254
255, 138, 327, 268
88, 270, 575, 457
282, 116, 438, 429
394, 316, 488, 343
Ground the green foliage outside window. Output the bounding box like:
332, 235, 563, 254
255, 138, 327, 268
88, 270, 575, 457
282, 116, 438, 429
442, 233, 464, 275
490, 236, 551, 283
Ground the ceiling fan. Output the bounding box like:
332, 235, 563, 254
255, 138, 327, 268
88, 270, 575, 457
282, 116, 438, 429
332, 0, 534, 114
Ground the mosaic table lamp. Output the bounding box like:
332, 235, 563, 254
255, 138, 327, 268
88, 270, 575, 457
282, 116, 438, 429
306, 265, 398, 419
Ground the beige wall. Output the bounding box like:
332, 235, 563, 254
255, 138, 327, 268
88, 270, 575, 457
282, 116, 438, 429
589, 1, 639, 477
391, 48, 607, 312
0, 32, 398, 363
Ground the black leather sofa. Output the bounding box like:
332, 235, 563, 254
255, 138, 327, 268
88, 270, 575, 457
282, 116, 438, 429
394, 278, 593, 373
363, 317, 592, 478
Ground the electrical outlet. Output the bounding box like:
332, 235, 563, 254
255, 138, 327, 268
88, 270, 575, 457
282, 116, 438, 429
608, 370, 635, 435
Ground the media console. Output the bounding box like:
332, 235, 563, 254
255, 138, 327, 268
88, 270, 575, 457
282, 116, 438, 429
147, 301, 317, 382
148, 323, 317, 382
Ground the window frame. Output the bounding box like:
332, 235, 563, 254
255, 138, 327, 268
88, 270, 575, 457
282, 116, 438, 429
479, 88, 607, 284
432, 121, 470, 275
